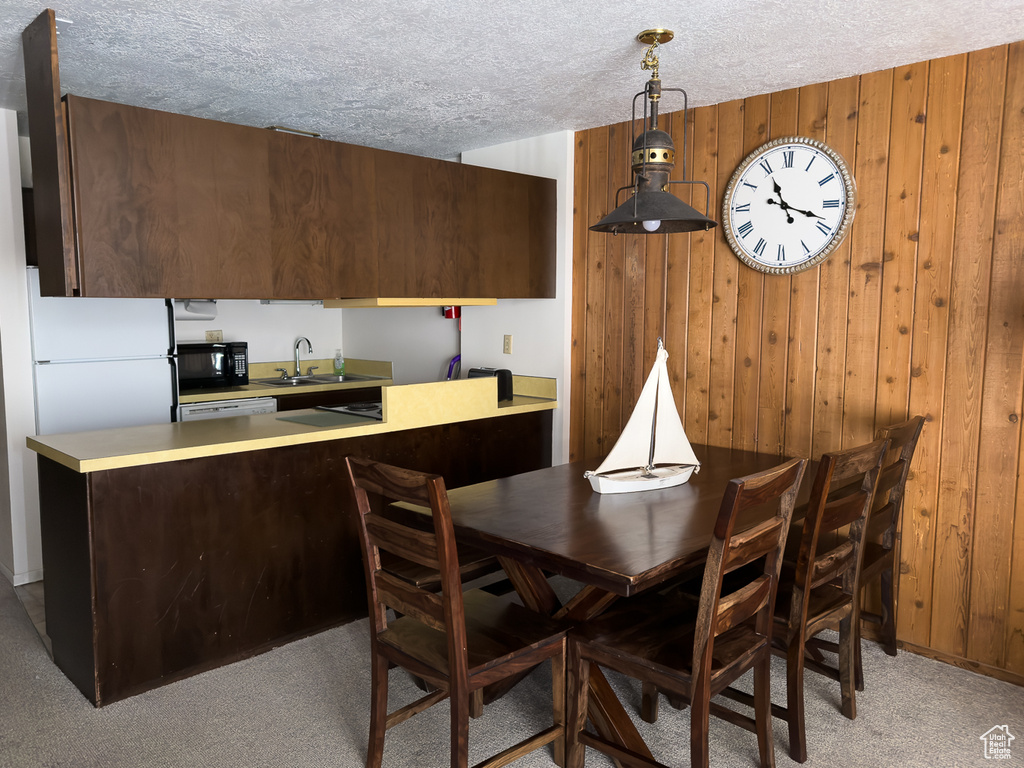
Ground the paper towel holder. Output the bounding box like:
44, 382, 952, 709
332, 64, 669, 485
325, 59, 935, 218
173, 298, 218, 321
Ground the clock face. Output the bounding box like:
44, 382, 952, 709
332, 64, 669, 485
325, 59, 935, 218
722, 137, 856, 274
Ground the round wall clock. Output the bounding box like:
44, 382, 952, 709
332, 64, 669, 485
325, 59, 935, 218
722, 136, 856, 274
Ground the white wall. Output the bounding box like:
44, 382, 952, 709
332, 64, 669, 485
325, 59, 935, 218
343, 307, 460, 384
460, 131, 575, 464
174, 301, 344, 368
0, 110, 41, 584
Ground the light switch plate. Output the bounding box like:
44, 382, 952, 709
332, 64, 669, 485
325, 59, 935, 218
503, 334, 513, 355
205, 330, 224, 342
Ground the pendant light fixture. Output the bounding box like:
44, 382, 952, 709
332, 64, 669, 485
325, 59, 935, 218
591, 29, 717, 235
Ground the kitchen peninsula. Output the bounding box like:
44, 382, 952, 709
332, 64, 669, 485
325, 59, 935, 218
28, 377, 556, 706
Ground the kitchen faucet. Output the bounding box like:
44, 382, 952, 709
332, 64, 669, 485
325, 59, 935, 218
294, 337, 313, 377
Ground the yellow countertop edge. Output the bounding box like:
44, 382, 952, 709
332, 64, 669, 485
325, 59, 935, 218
322, 298, 497, 308
28, 376, 557, 474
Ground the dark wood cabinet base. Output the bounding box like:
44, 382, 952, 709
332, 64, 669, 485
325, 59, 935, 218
39, 411, 552, 705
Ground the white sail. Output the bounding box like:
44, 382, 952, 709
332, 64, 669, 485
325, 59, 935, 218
585, 345, 700, 494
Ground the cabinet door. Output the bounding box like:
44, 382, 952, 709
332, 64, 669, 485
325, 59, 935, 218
374, 152, 556, 299
375, 151, 460, 298
268, 131, 379, 298
66, 95, 275, 298
457, 164, 556, 299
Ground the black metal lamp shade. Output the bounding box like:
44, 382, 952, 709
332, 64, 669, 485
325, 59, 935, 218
590, 189, 717, 234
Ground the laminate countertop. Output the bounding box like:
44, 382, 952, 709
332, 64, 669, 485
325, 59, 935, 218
27, 376, 557, 474
177, 357, 393, 403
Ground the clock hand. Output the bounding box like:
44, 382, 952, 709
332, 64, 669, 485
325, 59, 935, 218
769, 180, 796, 222
766, 197, 795, 223
769, 181, 822, 222
789, 206, 825, 220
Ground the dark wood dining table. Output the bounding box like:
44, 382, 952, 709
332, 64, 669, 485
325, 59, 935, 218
441, 443, 806, 760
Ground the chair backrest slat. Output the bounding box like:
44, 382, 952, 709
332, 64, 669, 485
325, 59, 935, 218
818, 490, 872, 534
721, 517, 785, 574
365, 514, 442, 570
374, 569, 447, 631
715, 575, 772, 636
808, 539, 855, 589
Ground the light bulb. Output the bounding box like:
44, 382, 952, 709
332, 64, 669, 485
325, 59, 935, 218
642, 219, 661, 232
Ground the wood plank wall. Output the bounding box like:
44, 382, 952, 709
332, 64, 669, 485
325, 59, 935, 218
570, 41, 1024, 680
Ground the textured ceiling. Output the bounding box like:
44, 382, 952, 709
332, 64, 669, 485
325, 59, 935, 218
1, 1, 1023, 160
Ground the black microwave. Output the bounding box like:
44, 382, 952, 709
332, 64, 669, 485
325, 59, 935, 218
176, 342, 249, 390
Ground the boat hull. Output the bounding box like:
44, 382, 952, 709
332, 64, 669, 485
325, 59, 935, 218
585, 464, 697, 494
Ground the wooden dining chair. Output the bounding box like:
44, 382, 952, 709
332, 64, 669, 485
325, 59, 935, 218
853, 415, 924, 688
722, 439, 887, 764
342, 455, 569, 768
566, 458, 807, 768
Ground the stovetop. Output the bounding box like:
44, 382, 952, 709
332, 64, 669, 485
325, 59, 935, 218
315, 400, 383, 421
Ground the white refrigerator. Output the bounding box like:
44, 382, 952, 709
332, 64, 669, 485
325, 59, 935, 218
27, 267, 177, 435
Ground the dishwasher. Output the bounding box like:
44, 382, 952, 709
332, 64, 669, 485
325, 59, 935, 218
177, 397, 277, 421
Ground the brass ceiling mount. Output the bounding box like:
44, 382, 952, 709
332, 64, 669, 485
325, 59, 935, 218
637, 28, 673, 84
636, 28, 674, 46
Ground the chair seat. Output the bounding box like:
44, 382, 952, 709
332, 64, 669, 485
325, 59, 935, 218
574, 591, 768, 689
381, 545, 503, 590
774, 582, 851, 642
380, 589, 568, 684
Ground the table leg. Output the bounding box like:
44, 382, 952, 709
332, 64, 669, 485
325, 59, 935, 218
498, 556, 562, 615
498, 559, 655, 762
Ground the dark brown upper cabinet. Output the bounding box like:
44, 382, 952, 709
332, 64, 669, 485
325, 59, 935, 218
57, 96, 555, 300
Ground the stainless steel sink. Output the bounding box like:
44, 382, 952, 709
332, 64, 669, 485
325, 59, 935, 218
254, 377, 319, 387
254, 373, 375, 387
308, 373, 373, 383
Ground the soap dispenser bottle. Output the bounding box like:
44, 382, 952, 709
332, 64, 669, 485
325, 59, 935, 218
333, 349, 345, 376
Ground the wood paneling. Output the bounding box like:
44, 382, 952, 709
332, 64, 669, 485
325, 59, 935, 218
570, 41, 1024, 678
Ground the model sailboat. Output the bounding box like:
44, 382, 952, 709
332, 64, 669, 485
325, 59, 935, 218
585, 341, 700, 494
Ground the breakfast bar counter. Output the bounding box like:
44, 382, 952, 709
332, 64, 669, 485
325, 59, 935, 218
28, 376, 556, 706
29, 376, 556, 473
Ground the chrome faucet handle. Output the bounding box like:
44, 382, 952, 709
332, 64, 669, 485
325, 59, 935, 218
306, 366, 319, 376
275, 368, 289, 379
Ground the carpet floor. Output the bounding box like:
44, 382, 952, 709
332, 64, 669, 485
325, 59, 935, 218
1, 575, 1021, 767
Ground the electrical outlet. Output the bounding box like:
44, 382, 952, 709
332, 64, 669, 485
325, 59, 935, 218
503, 334, 513, 355
205, 330, 224, 342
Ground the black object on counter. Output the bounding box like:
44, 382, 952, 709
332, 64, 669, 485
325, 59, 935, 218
468, 368, 513, 402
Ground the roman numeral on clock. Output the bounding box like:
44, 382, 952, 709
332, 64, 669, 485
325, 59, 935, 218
734, 203, 751, 213
737, 221, 754, 238
818, 173, 835, 187
777, 244, 786, 262
783, 151, 794, 168
753, 238, 767, 257
822, 199, 840, 209
816, 221, 832, 235
759, 159, 773, 175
